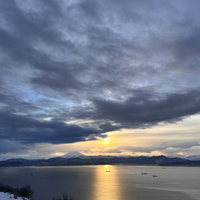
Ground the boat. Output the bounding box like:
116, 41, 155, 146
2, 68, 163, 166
106, 170, 111, 172
153, 175, 158, 177
141, 173, 148, 175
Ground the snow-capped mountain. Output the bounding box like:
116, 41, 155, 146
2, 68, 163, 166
62, 151, 86, 158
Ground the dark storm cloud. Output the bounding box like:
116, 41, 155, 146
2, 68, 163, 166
0, 0, 83, 91
0, 0, 200, 154
0, 92, 119, 144
0, 92, 38, 113
172, 27, 200, 60
0, 1, 59, 60
0, 139, 28, 154
0, 109, 106, 144
75, 90, 200, 128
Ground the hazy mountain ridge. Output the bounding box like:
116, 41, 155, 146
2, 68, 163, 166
0, 155, 197, 167
185, 155, 200, 161
160, 160, 200, 166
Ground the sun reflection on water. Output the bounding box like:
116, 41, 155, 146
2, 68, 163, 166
93, 165, 121, 200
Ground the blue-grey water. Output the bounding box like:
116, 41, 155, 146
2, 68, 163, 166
0, 165, 200, 200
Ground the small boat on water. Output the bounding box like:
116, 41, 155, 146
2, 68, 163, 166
153, 175, 158, 177
106, 170, 111, 172
141, 173, 148, 175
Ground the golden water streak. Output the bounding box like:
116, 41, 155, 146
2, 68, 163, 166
93, 165, 121, 200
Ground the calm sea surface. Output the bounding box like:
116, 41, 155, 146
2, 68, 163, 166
0, 165, 199, 200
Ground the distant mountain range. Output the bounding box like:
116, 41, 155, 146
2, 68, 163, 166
185, 155, 200, 161
1, 154, 200, 167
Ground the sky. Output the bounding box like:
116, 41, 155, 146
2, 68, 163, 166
0, 0, 200, 159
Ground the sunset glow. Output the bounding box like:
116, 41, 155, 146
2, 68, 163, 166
104, 138, 110, 142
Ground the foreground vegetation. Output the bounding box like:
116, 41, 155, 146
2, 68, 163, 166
0, 183, 34, 199
49, 193, 73, 200
0, 183, 73, 200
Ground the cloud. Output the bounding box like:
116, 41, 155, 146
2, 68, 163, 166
0, 109, 109, 144
0, 139, 28, 154
75, 89, 200, 128
0, 0, 200, 156
120, 141, 200, 154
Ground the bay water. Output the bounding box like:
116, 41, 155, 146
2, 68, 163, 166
0, 165, 199, 200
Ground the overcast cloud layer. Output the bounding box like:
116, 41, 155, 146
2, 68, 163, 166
0, 0, 200, 157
